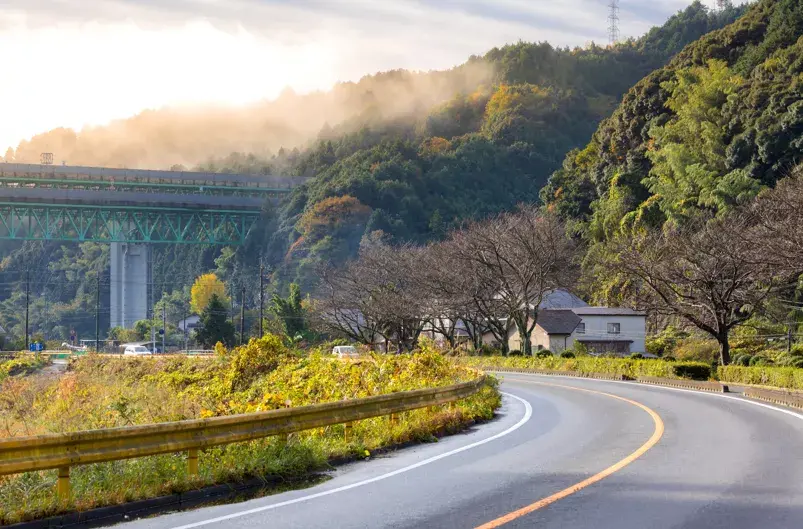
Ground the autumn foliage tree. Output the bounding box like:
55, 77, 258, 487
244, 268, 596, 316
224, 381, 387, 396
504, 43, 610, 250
190, 274, 228, 315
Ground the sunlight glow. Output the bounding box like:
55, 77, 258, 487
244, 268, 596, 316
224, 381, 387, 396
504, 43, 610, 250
0, 17, 338, 152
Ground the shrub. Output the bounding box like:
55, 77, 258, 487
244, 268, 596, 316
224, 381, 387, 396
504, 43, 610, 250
674, 338, 719, 363
571, 341, 589, 356
535, 349, 552, 358
508, 349, 524, 357
646, 326, 689, 357
718, 364, 803, 390
475, 344, 502, 357
630, 353, 644, 359
663, 356, 676, 362
733, 354, 752, 366
460, 355, 710, 380
559, 351, 576, 358
671, 362, 711, 381
791, 344, 803, 358
0, 356, 49, 382
749, 355, 774, 367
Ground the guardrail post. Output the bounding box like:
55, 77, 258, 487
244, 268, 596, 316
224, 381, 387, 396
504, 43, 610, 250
344, 421, 353, 442
390, 413, 399, 427
187, 448, 199, 476
57, 466, 70, 502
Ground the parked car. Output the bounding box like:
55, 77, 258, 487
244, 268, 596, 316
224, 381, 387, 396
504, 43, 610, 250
123, 345, 152, 356
332, 345, 359, 359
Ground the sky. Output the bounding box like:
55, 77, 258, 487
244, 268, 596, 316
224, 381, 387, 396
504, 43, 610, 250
0, 0, 722, 153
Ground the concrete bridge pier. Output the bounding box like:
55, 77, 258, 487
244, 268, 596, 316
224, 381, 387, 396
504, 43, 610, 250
110, 243, 150, 329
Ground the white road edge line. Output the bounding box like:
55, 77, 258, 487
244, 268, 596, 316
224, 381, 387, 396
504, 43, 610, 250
501, 372, 803, 422
168, 392, 533, 529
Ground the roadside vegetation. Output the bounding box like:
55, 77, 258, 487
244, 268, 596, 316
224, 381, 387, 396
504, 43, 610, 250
0, 354, 49, 383
0, 337, 499, 525
717, 365, 803, 391
460, 355, 711, 381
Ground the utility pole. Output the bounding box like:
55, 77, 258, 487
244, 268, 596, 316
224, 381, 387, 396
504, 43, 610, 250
95, 267, 100, 352
162, 301, 166, 354
240, 285, 246, 345
184, 309, 189, 353
24, 271, 30, 351
259, 264, 265, 338
43, 289, 48, 341
149, 249, 155, 352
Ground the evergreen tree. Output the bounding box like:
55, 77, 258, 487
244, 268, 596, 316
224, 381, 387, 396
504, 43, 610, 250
196, 294, 235, 348
270, 283, 307, 339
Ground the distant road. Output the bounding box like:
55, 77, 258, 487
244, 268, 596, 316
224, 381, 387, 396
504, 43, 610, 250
120, 374, 803, 529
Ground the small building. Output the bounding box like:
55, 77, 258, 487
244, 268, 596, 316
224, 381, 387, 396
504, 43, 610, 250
505, 307, 647, 356
570, 307, 646, 355
178, 315, 201, 333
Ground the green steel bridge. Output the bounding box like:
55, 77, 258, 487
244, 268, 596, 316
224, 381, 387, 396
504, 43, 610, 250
0, 163, 311, 245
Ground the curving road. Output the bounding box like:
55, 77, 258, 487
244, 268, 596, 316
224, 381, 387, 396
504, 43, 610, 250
119, 374, 803, 529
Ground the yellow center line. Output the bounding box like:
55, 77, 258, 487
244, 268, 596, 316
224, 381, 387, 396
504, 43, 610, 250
475, 379, 665, 529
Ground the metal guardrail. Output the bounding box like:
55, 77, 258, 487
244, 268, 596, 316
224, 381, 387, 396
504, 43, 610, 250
0, 375, 486, 501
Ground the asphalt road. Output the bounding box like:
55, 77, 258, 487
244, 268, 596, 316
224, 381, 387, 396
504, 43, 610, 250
119, 374, 803, 529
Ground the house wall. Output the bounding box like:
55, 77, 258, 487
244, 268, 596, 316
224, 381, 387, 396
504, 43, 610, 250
571, 315, 646, 353
507, 323, 566, 352
548, 335, 572, 353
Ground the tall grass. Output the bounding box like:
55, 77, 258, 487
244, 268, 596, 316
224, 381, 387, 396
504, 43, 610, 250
0, 337, 499, 524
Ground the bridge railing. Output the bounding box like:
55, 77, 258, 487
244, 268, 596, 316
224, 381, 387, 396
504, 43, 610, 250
0, 162, 312, 190
0, 375, 487, 501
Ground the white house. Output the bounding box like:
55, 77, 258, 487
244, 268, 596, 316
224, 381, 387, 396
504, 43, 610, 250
506, 307, 646, 355
570, 307, 646, 355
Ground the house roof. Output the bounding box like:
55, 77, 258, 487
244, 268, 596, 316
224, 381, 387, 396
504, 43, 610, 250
535, 310, 582, 335
571, 307, 646, 316
538, 289, 589, 310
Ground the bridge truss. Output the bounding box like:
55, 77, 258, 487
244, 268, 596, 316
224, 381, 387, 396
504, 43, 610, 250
0, 202, 259, 245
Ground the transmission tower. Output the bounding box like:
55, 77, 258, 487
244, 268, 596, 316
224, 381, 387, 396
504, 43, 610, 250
608, 0, 620, 46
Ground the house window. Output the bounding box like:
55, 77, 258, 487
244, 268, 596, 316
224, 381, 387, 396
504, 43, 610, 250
607, 323, 621, 335
576, 323, 586, 334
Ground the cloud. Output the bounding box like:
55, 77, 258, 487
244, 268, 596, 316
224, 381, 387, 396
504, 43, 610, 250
0, 1, 727, 151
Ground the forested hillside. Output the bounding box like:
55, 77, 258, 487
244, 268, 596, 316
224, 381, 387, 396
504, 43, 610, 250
269, 1, 744, 288
0, 2, 745, 343
543, 0, 803, 301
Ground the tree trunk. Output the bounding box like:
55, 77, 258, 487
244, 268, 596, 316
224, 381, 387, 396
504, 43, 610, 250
718, 332, 731, 366
522, 332, 533, 356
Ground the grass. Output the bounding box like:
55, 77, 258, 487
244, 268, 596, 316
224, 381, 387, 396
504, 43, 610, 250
459, 355, 712, 380
0, 336, 500, 525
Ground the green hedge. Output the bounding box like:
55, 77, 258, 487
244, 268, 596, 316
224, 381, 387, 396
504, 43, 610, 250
461, 356, 711, 381
718, 365, 803, 390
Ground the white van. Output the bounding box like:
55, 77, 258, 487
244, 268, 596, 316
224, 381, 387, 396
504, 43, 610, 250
123, 345, 152, 356
332, 345, 359, 359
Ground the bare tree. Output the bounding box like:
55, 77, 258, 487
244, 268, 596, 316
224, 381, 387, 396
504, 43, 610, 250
600, 213, 780, 365
312, 260, 385, 347
356, 242, 427, 352
449, 207, 578, 355
747, 169, 803, 276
